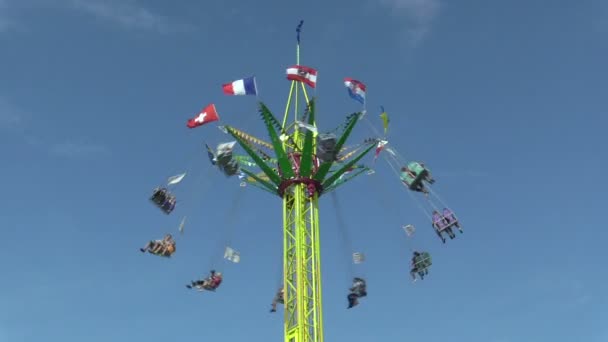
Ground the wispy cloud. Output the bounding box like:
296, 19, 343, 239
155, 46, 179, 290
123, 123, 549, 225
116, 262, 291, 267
378, 0, 442, 44
50, 141, 110, 158
0, 96, 24, 128
1, 96, 109, 158
0, 0, 14, 33
1, 0, 190, 34
68, 0, 189, 33
527, 273, 594, 310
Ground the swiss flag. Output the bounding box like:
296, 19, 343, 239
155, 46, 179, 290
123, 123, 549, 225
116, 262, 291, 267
187, 104, 219, 128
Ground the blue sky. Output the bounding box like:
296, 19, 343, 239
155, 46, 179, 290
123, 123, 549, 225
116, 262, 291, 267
1, 0, 607, 341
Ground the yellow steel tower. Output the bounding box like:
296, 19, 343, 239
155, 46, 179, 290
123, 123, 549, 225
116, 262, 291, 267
224, 21, 376, 342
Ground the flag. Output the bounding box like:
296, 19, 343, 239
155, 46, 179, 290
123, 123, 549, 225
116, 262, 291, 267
344, 78, 366, 104
286, 65, 317, 88
222, 76, 257, 96
403, 224, 415, 237
224, 247, 240, 263
373, 140, 388, 162
353, 252, 365, 264
295, 120, 318, 134
187, 104, 219, 128
167, 172, 186, 185
178, 216, 186, 234
380, 106, 389, 135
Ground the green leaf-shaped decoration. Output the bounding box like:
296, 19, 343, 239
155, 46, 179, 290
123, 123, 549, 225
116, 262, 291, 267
238, 167, 277, 193
225, 126, 282, 186
259, 102, 295, 179
322, 141, 376, 189
299, 98, 316, 178
323, 166, 370, 193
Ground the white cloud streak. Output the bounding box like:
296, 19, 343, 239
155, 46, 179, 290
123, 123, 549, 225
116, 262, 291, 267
1, 96, 109, 158
1, 0, 190, 34
0, 96, 23, 128
68, 0, 187, 33
379, 0, 442, 44
0, 0, 14, 33
50, 141, 110, 158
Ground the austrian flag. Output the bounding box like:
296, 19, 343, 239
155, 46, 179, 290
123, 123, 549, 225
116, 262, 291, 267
286, 65, 317, 88
187, 104, 219, 128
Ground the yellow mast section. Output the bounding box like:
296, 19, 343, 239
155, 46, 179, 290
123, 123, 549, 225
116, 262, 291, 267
281, 21, 323, 342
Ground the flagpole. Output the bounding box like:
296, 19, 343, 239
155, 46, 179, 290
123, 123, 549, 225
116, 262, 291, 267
295, 20, 303, 132
296, 20, 303, 65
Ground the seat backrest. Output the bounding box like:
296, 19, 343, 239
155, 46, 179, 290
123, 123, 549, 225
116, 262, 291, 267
433, 215, 447, 229
415, 254, 430, 268
400, 171, 414, 184
443, 209, 455, 221
317, 133, 337, 148
406, 162, 423, 173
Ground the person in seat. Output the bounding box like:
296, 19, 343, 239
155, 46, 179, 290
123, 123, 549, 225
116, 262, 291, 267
410, 251, 423, 281
442, 208, 462, 233
186, 270, 223, 291
432, 210, 455, 243
270, 287, 285, 312
150, 187, 167, 205
418, 162, 435, 184
160, 234, 176, 256
140, 234, 175, 257
347, 277, 367, 309
161, 195, 176, 214
410, 251, 431, 281
400, 166, 429, 197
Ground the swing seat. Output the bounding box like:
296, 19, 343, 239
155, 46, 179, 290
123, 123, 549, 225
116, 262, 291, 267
195, 282, 217, 291
400, 165, 428, 190
406, 162, 428, 177
165, 244, 175, 254
160, 201, 175, 214
216, 151, 233, 167
400, 172, 421, 188
151, 188, 176, 213
316, 133, 337, 162
443, 212, 460, 226
150, 188, 168, 205
414, 253, 432, 270
433, 216, 458, 232
221, 159, 240, 176
151, 244, 175, 257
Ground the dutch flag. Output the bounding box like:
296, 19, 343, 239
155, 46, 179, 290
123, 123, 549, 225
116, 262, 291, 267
344, 78, 366, 105
223, 76, 258, 96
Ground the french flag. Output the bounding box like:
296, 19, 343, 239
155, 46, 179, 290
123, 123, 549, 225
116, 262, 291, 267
223, 76, 258, 96
286, 65, 318, 88
344, 78, 366, 104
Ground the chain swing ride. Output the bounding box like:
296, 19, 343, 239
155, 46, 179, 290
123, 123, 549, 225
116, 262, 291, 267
142, 20, 463, 342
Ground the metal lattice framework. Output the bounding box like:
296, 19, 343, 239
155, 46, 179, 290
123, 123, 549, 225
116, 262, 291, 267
222, 25, 377, 342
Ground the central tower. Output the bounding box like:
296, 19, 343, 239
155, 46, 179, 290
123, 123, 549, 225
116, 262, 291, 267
225, 21, 376, 342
